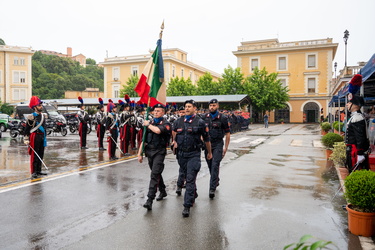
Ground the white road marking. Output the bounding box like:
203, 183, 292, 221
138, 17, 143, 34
269, 138, 281, 145
291, 139, 303, 147
249, 138, 267, 146
232, 137, 250, 143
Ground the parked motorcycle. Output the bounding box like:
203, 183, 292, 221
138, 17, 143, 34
9, 120, 26, 138
68, 118, 79, 134
47, 118, 68, 136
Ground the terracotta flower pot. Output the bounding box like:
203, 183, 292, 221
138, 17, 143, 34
346, 204, 375, 237
321, 130, 328, 135
326, 149, 333, 159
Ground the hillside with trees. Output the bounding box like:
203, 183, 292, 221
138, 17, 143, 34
32, 51, 104, 99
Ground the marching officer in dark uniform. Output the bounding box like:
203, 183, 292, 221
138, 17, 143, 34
24, 96, 48, 178
77, 96, 90, 149
138, 103, 172, 210
203, 99, 230, 199
96, 98, 107, 151
172, 99, 212, 217
106, 102, 119, 160
345, 74, 369, 173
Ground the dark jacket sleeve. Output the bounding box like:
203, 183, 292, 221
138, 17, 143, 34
353, 119, 369, 154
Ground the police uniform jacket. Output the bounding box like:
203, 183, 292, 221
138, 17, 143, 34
173, 115, 210, 152
106, 112, 119, 130
25, 113, 48, 136
203, 112, 230, 143
145, 117, 171, 150
345, 111, 369, 155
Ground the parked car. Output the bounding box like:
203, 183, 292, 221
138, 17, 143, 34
0, 113, 20, 132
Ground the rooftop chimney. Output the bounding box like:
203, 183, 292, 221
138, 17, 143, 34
67, 47, 72, 57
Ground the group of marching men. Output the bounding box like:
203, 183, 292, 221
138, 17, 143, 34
77, 95, 185, 161
24, 95, 232, 219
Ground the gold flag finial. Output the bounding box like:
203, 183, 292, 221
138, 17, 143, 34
159, 20, 164, 39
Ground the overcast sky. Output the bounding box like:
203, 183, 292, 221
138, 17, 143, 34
1, 0, 374, 74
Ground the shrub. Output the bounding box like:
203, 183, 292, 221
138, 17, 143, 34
320, 122, 331, 132
329, 141, 346, 166
321, 132, 343, 149
344, 170, 375, 212
333, 121, 344, 132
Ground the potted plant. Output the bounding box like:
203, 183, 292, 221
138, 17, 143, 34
329, 141, 346, 167
333, 121, 344, 135
320, 122, 331, 135
280, 119, 284, 124
344, 170, 375, 236
321, 132, 344, 159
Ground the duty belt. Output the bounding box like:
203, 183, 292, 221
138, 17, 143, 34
180, 147, 200, 152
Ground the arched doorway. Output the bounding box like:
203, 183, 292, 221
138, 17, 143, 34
303, 102, 319, 123
274, 106, 290, 123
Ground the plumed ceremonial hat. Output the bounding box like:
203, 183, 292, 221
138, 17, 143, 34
107, 102, 116, 112
29, 96, 43, 109
347, 74, 364, 106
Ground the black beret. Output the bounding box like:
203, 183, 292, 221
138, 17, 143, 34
209, 98, 218, 104
153, 103, 166, 109
184, 99, 197, 107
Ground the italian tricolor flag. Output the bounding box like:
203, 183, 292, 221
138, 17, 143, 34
135, 39, 166, 107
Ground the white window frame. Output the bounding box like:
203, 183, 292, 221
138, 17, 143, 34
306, 53, 318, 69
112, 67, 120, 81
277, 55, 288, 71
250, 57, 259, 72
306, 77, 317, 94
13, 89, 20, 100
181, 68, 184, 78
12, 71, 26, 83
20, 57, 25, 66
189, 71, 193, 80
172, 65, 175, 77
14, 56, 19, 65
131, 65, 139, 76
278, 77, 288, 88
113, 84, 120, 98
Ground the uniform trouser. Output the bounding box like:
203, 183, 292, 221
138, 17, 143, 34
29, 133, 45, 174
264, 120, 268, 128
177, 151, 201, 208
79, 122, 88, 147
97, 124, 105, 148
176, 150, 186, 188
130, 126, 136, 148
137, 128, 143, 148
121, 125, 130, 153
146, 148, 167, 200
205, 140, 223, 191
108, 128, 118, 158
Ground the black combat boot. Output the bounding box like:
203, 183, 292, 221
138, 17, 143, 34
182, 207, 190, 217
143, 199, 153, 210
176, 186, 182, 196
209, 189, 215, 199
156, 191, 167, 201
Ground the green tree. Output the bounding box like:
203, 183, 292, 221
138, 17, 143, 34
0, 101, 13, 115
86, 58, 96, 65
196, 72, 220, 95
32, 52, 104, 99
219, 66, 245, 95
243, 67, 289, 113
167, 77, 196, 96
120, 75, 139, 98
0, 38, 5, 45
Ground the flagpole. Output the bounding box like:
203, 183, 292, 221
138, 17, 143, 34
140, 21, 164, 156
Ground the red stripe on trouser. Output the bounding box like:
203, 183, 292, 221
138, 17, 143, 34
29, 133, 36, 174
79, 123, 83, 147
350, 144, 358, 167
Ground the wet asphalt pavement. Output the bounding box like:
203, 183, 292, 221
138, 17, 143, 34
0, 124, 370, 249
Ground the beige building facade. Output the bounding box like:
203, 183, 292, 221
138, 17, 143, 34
233, 38, 338, 123
0, 45, 34, 104
100, 48, 221, 99
39, 47, 86, 67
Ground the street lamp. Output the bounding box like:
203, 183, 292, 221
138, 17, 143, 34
343, 30, 350, 69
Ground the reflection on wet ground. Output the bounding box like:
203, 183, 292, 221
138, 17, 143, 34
0, 133, 138, 185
